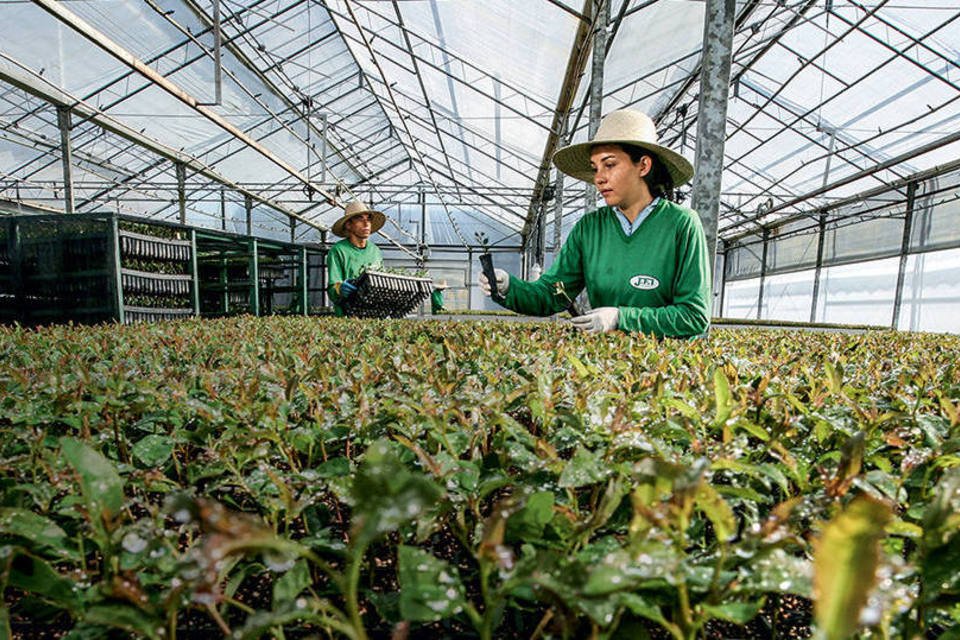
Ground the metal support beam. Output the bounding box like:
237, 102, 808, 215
690, 0, 736, 287
211, 0, 222, 104
55, 105, 74, 213
319, 229, 328, 308
584, 0, 609, 213
757, 229, 769, 320
809, 212, 827, 323
189, 228, 200, 316
34, 0, 338, 209
176, 162, 187, 224
718, 240, 728, 316
891, 181, 917, 329
220, 187, 227, 231
0, 54, 324, 231
245, 194, 253, 236
299, 246, 309, 316
522, 0, 595, 239
249, 237, 260, 316
110, 214, 125, 324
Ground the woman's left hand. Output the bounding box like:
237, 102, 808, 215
570, 307, 619, 334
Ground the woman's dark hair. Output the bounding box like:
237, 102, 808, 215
621, 144, 677, 202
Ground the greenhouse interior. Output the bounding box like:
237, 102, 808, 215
2, 1, 960, 639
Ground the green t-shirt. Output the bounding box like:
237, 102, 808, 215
327, 239, 383, 315
503, 200, 711, 338
430, 289, 445, 314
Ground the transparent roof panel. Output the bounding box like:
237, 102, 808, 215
2, 0, 958, 247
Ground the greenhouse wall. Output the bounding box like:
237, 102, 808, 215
721, 167, 960, 333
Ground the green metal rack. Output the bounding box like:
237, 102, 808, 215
0, 212, 328, 326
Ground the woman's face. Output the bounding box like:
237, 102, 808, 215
589, 144, 651, 210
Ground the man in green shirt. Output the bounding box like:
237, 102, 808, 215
430, 280, 448, 314
480, 110, 711, 338
327, 200, 386, 316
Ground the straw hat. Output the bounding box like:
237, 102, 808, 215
552, 110, 694, 187
434, 279, 449, 290
331, 200, 386, 238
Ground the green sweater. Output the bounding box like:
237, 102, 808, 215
503, 200, 711, 338
327, 239, 383, 315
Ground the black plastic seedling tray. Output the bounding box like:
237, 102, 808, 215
341, 270, 434, 318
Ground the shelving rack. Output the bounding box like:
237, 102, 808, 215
0, 212, 328, 325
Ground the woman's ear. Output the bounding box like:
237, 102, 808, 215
637, 155, 652, 178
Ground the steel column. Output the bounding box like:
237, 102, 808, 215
584, 0, 609, 212
757, 229, 769, 320
300, 246, 309, 316
891, 181, 917, 329
245, 194, 253, 236
176, 162, 187, 224
109, 214, 125, 324
809, 212, 827, 323
189, 228, 200, 316
249, 237, 260, 316
690, 0, 736, 287
56, 105, 74, 213
220, 187, 227, 231
319, 229, 328, 309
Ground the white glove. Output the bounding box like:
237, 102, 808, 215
479, 269, 509, 297
570, 307, 619, 334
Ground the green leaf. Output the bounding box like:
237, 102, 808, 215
713, 368, 734, 427
314, 457, 351, 478
506, 491, 554, 542
82, 604, 163, 640
350, 440, 443, 545
0, 605, 9, 640
740, 549, 812, 597
59, 437, 124, 523
618, 592, 667, 626
397, 545, 467, 622
272, 559, 310, 608
814, 496, 892, 640
559, 447, 607, 488
922, 466, 960, 550
0, 508, 79, 560
696, 483, 736, 543
131, 434, 174, 467
702, 598, 766, 624
921, 534, 960, 604
5, 547, 82, 612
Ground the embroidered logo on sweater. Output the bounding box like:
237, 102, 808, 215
630, 274, 659, 290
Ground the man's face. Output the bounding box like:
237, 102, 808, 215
345, 213, 373, 241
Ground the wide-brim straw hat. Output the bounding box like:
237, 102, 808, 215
331, 200, 386, 238
434, 279, 449, 290
552, 110, 694, 187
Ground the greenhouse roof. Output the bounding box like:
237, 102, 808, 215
1, 0, 958, 249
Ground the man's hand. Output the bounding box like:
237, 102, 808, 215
339, 279, 358, 300
570, 307, 619, 334
479, 269, 509, 297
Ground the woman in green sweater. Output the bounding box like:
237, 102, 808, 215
480, 109, 711, 338
327, 200, 386, 316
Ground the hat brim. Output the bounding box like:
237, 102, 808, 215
331, 209, 386, 238
552, 140, 694, 187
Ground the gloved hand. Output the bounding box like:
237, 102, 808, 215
339, 279, 358, 300
570, 307, 619, 334
479, 269, 509, 298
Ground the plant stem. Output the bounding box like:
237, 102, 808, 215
345, 542, 370, 640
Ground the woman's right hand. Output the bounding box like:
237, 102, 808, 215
479, 269, 509, 297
